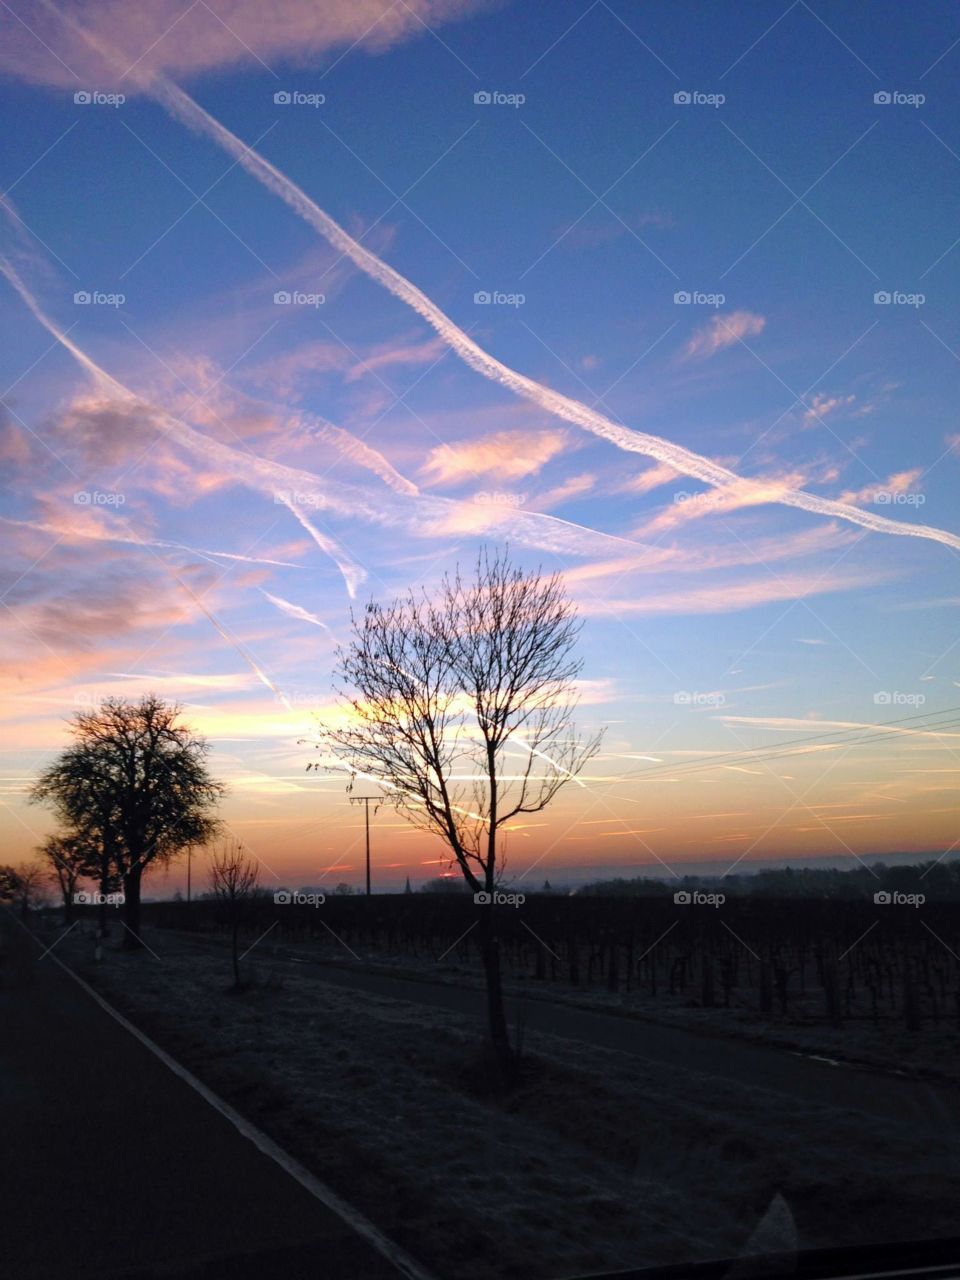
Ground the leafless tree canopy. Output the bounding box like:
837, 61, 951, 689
37, 833, 99, 907
209, 841, 260, 905
0, 861, 46, 916
318, 552, 602, 893
209, 841, 260, 987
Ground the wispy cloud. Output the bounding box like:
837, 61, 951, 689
576, 567, 891, 616
681, 310, 766, 362
838, 468, 923, 505
804, 391, 856, 422
261, 590, 330, 630
422, 428, 571, 486
617, 462, 680, 495
0, 0, 490, 87
634, 469, 808, 536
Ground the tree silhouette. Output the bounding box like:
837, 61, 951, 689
315, 550, 600, 1077
209, 841, 260, 988
36, 832, 100, 924
31, 696, 224, 948
0, 862, 46, 919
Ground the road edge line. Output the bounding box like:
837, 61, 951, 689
50, 951, 438, 1280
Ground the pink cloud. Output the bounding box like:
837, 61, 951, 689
804, 392, 856, 422
634, 469, 808, 536
422, 428, 571, 486
0, 0, 494, 89
682, 310, 766, 362
838, 468, 924, 505
618, 462, 679, 495
344, 337, 448, 383
576, 566, 891, 617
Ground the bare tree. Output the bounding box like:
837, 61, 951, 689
314, 550, 601, 1076
36, 832, 100, 925
0, 861, 47, 920
209, 841, 260, 988
31, 696, 224, 949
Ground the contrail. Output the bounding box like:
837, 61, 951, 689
291, 410, 419, 497
0, 514, 302, 568
174, 571, 295, 712
511, 737, 587, 789
262, 589, 330, 630
0, 256, 648, 565
25, 0, 960, 556
274, 493, 366, 597
135, 71, 960, 556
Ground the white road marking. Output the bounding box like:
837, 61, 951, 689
50, 953, 438, 1280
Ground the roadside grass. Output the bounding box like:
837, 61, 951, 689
57, 924, 960, 1280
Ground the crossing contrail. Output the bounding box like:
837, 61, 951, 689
23, 0, 960, 557
132, 70, 960, 558
0, 256, 642, 574
174, 571, 295, 711
0, 514, 303, 568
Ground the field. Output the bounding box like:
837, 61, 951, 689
150, 891, 960, 1078
48, 898, 960, 1280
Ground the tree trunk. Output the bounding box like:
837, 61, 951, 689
479, 908, 512, 1076
232, 918, 240, 987
122, 866, 143, 949
98, 855, 111, 939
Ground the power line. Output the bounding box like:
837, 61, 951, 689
609, 704, 960, 786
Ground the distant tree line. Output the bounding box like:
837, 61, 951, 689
576, 861, 960, 900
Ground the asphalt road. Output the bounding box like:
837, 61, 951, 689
279, 948, 960, 1135
0, 921, 423, 1280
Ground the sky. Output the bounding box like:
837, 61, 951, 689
1, 0, 959, 893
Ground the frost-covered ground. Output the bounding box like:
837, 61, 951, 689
350, 948, 960, 1082
226, 926, 959, 1083
59, 925, 960, 1280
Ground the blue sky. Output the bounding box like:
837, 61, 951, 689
2, 0, 959, 889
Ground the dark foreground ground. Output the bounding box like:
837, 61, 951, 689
0, 916, 423, 1280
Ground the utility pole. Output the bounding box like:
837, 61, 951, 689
348, 795, 380, 896
186, 845, 192, 904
